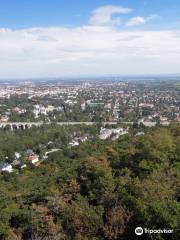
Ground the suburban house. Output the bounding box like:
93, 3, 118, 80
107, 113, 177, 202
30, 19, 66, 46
0, 115, 9, 122
99, 127, 128, 140
69, 140, 79, 147
0, 163, 13, 173
28, 154, 40, 167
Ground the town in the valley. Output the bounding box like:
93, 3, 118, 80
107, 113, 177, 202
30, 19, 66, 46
0, 77, 179, 173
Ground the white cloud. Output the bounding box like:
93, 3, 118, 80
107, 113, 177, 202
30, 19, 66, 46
0, 6, 178, 77
89, 5, 132, 26
126, 14, 160, 27
0, 25, 180, 77
126, 16, 146, 27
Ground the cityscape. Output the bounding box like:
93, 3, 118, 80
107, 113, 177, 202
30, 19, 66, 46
0, 78, 179, 126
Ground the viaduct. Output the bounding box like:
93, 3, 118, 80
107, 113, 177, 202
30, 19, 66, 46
0, 121, 134, 130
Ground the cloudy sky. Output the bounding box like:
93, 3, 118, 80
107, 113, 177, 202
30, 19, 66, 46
0, 0, 180, 78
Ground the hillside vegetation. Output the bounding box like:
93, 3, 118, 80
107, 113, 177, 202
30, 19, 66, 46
0, 124, 179, 240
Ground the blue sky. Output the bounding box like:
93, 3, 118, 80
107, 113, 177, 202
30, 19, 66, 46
0, 0, 179, 29
0, 0, 180, 77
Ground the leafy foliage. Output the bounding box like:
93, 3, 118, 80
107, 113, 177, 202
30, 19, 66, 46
0, 124, 179, 239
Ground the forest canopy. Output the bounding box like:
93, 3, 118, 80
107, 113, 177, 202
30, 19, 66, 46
0, 124, 179, 240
